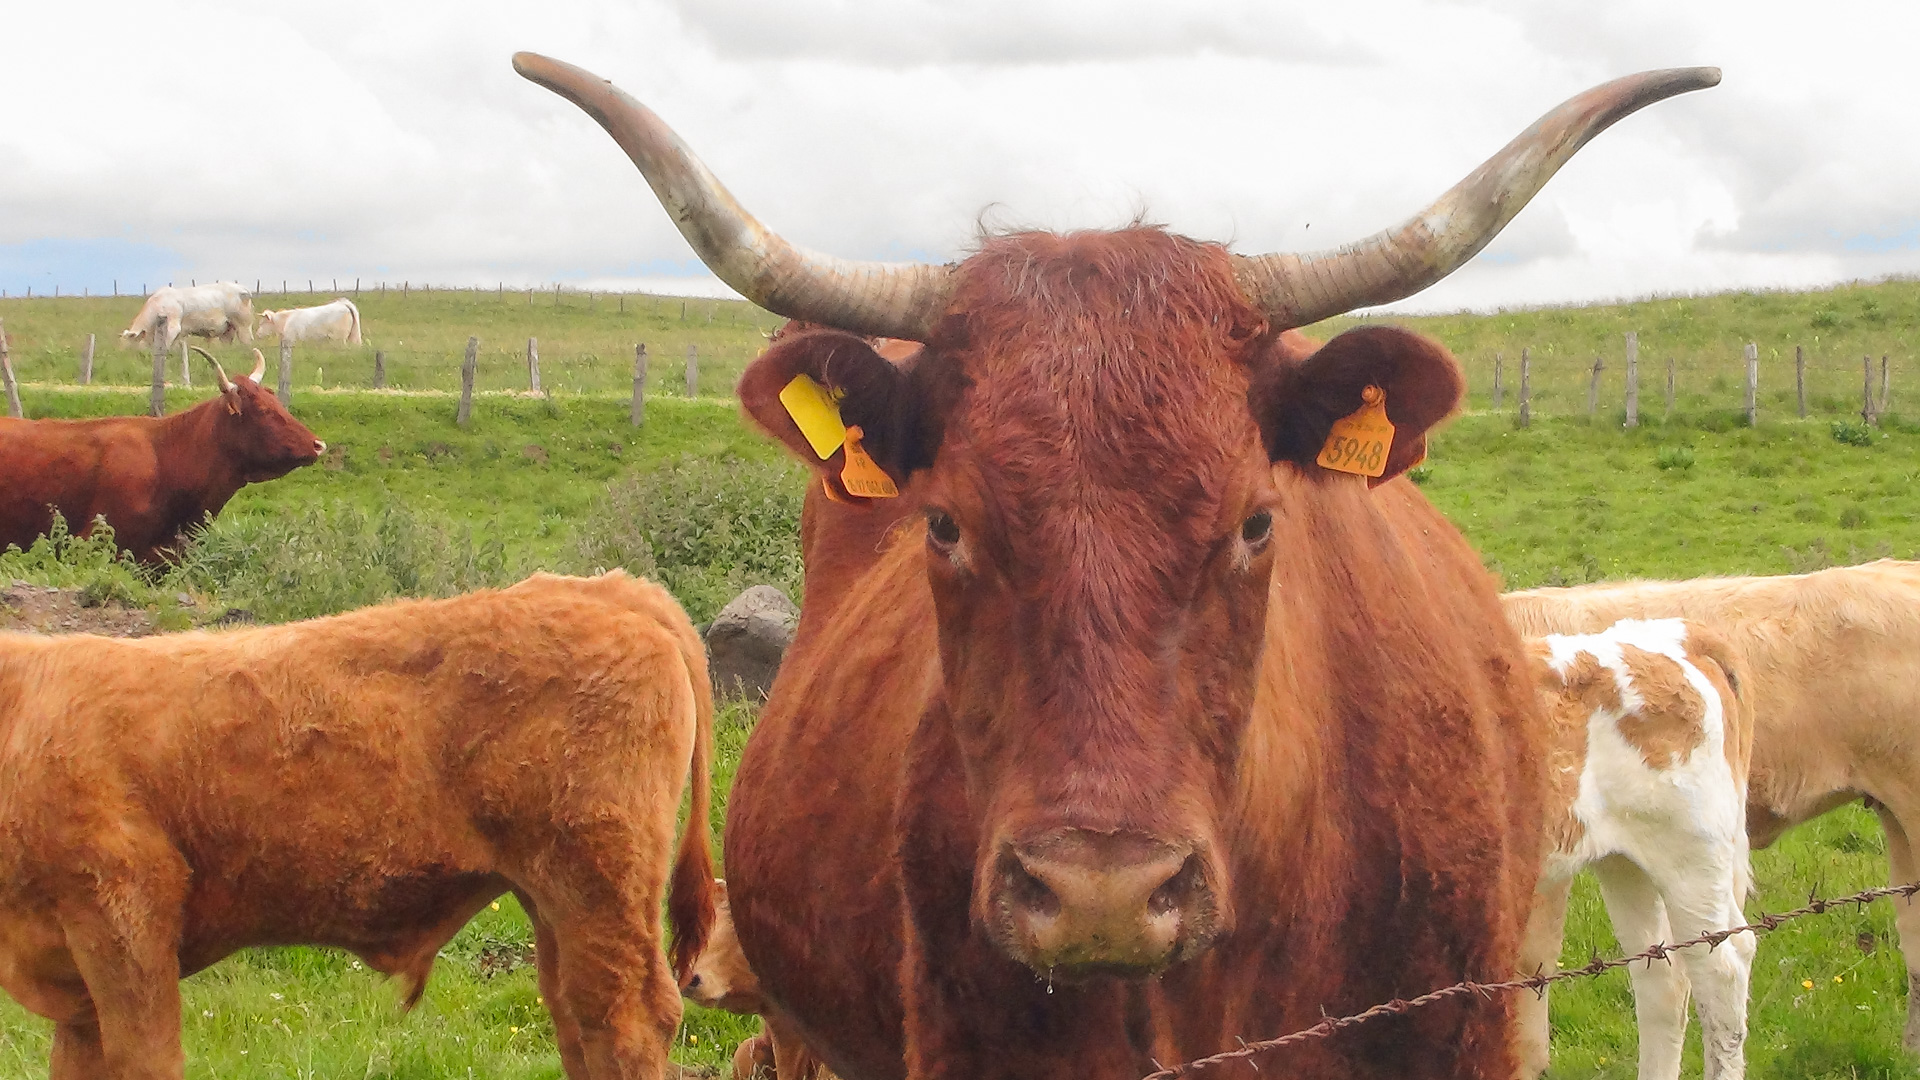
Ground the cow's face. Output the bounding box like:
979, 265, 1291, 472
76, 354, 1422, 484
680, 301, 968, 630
742, 229, 1461, 980
216, 376, 325, 481
254, 311, 280, 338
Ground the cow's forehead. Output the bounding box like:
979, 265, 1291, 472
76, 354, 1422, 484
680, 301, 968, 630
934, 228, 1265, 537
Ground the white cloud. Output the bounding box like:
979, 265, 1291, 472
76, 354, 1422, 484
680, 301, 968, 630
2, 0, 1915, 310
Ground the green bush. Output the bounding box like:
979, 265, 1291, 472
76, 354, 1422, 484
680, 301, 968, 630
173, 503, 525, 623
1832, 419, 1876, 447
571, 455, 806, 623
0, 513, 175, 601
1654, 445, 1696, 471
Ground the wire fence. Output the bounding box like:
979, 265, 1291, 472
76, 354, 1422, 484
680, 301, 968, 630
1141, 880, 1920, 1079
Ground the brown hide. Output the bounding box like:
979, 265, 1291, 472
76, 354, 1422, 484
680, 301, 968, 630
0, 380, 323, 563
726, 230, 1544, 1080
0, 572, 715, 1080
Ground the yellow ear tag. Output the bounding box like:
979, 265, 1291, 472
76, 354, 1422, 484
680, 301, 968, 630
1316, 385, 1394, 478
840, 425, 899, 498
779, 374, 848, 461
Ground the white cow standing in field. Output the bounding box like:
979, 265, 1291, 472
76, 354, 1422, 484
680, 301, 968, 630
1505, 561, 1920, 1049
1518, 618, 1756, 1080
255, 297, 363, 345
119, 283, 254, 351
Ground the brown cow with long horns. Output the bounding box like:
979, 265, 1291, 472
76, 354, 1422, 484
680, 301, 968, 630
516, 54, 1718, 1079
0, 347, 323, 563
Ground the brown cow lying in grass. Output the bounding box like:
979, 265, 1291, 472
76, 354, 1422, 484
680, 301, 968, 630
682, 881, 831, 1080
0, 571, 714, 1080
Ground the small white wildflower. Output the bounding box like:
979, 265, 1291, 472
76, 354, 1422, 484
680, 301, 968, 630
269, 993, 283, 1001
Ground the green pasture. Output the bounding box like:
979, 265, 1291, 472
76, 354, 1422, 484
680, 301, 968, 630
2, 277, 1919, 1077
0, 287, 783, 397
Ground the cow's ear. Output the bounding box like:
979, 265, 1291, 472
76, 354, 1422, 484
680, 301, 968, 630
1248, 325, 1463, 487
738, 329, 951, 502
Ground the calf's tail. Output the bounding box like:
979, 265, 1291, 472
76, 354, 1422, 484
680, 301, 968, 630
666, 624, 717, 983
1689, 623, 1755, 903
344, 298, 363, 346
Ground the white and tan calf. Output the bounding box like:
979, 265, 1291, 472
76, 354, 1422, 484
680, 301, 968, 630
1517, 618, 1755, 1080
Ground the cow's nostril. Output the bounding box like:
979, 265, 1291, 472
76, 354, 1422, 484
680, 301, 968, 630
1148, 853, 1205, 917
1002, 852, 1060, 919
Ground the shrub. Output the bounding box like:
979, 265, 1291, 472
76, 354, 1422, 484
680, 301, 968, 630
1407, 463, 1433, 485
1831, 420, 1875, 447
173, 502, 524, 623
0, 512, 174, 603
1655, 445, 1696, 471
1839, 505, 1871, 530
571, 456, 806, 623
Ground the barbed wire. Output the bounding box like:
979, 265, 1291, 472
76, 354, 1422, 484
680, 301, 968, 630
1141, 879, 1920, 1080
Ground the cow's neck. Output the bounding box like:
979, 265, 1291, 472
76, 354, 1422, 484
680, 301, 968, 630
150, 401, 245, 501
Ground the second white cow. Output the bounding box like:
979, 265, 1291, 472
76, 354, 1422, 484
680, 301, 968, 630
1518, 618, 1755, 1080
256, 297, 363, 345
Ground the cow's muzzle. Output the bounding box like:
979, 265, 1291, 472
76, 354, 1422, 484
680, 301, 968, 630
986, 828, 1222, 978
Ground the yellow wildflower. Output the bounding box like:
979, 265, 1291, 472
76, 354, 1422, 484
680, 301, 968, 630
1802, 979, 1814, 989
491, 901, 501, 911
1834, 975, 1844, 984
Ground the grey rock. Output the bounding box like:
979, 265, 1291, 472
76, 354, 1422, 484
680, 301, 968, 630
704, 586, 798, 702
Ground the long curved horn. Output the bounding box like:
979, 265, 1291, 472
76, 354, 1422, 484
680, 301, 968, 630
187, 345, 236, 393
512, 52, 952, 342
247, 348, 267, 384
1233, 67, 1720, 330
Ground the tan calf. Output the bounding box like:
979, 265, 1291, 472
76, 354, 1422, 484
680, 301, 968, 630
0, 571, 715, 1080
1518, 618, 1755, 1079
682, 881, 831, 1080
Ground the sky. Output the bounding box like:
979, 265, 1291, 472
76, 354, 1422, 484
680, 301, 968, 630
2, 0, 1916, 313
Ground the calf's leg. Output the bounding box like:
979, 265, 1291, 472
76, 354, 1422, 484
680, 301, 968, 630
523, 858, 682, 1080
50, 1013, 108, 1080
58, 898, 186, 1080
1868, 801, 1920, 1051
1513, 875, 1573, 1079
522, 891, 590, 1079
1638, 849, 1752, 1080
1592, 856, 1689, 1080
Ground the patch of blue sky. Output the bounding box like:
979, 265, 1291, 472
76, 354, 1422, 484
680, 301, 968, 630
0, 238, 183, 297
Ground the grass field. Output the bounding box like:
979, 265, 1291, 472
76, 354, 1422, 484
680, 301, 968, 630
2, 278, 1919, 1077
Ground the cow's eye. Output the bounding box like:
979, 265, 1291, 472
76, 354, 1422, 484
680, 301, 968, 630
1240, 509, 1273, 545
927, 510, 961, 548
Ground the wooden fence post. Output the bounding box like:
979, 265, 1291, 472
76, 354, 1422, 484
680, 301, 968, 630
80, 333, 95, 385
1518, 347, 1531, 428
1492, 353, 1504, 409
180, 340, 192, 389
150, 330, 168, 417
631, 343, 648, 427
685, 343, 698, 398
1623, 332, 1639, 428
277, 338, 293, 407
1864, 355, 1878, 426
1881, 355, 1892, 416
527, 337, 541, 393
373, 350, 386, 389
1665, 357, 1675, 416
0, 320, 21, 419
457, 336, 477, 426
1744, 343, 1759, 426
1795, 345, 1806, 418
1586, 356, 1603, 418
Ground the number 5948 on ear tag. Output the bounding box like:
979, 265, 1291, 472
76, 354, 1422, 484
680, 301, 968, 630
1317, 386, 1394, 478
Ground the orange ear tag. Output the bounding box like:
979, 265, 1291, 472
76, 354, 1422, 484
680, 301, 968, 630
840, 425, 899, 498
1316, 385, 1395, 478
